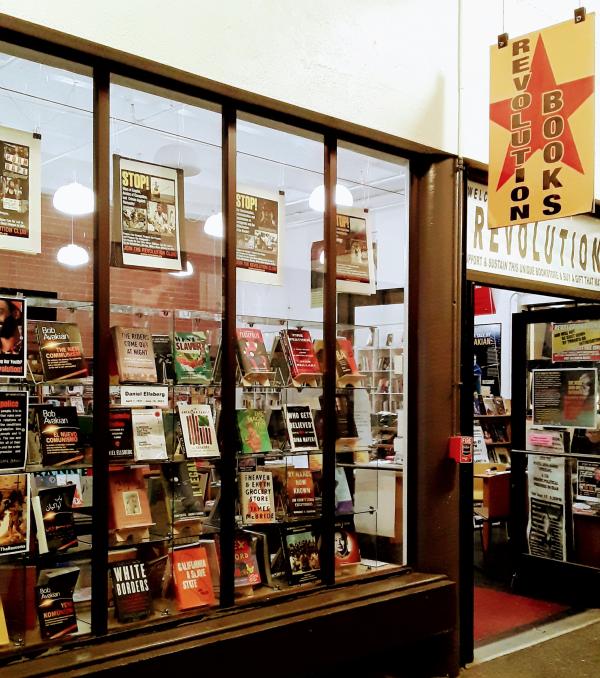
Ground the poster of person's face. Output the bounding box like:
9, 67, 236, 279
0, 125, 41, 254
0, 295, 27, 378
532, 368, 598, 429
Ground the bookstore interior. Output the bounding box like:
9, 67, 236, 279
0, 42, 414, 663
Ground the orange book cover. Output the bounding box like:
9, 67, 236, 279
171, 546, 216, 609
108, 468, 153, 531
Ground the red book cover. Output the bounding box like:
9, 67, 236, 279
171, 546, 216, 610
286, 469, 316, 515
233, 534, 261, 586
335, 338, 359, 376
235, 328, 271, 374
282, 329, 321, 378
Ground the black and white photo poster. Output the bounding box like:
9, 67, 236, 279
116, 156, 183, 271
532, 368, 598, 429
0, 125, 41, 254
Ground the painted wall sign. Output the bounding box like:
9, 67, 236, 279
489, 15, 595, 228
467, 181, 600, 295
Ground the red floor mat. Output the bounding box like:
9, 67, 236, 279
474, 586, 569, 643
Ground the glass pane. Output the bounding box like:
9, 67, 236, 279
334, 143, 409, 581
108, 77, 222, 629
0, 45, 94, 652
235, 115, 324, 600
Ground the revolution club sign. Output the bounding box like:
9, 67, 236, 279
489, 14, 595, 229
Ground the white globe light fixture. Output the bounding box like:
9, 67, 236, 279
56, 243, 89, 267
52, 182, 94, 216
169, 260, 194, 278
308, 183, 353, 212
204, 212, 224, 238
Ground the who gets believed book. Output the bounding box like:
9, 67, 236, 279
36, 322, 88, 382
237, 409, 272, 454
111, 326, 157, 384
32, 484, 78, 554
109, 560, 152, 622
35, 405, 82, 466
35, 568, 79, 640
177, 403, 219, 458
238, 470, 276, 524
173, 332, 212, 385
283, 405, 319, 452
171, 545, 216, 609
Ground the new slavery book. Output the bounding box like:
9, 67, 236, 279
237, 409, 272, 454
111, 326, 157, 383
172, 545, 216, 609
36, 322, 87, 381
236, 328, 271, 375
109, 559, 152, 622
108, 408, 135, 461
280, 329, 321, 379
0, 391, 28, 470
283, 405, 319, 452
239, 470, 276, 524
35, 568, 79, 640
173, 331, 212, 384
35, 405, 82, 466
177, 403, 219, 458
0, 472, 29, 556
32, 484, 78, 554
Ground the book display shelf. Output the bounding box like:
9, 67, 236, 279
0, 40, 412, 665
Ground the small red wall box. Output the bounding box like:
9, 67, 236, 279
449, 436, 473, 463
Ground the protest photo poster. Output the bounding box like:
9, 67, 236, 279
115, 156, 183, 271
532, 368, 598, 429
474, 323, 501, 396
236, 188, 283, 285
0, 296, 26, 378
0, 125, 41, 255
575, 460, 600, 504
310, 208, 375, 307
552, 320, 600, 363
527, 454, 567, 561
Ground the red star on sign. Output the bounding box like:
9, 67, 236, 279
490, 35, 594, 190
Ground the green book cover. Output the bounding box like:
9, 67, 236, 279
237, 409, 272, 454
173, 331, 212, 384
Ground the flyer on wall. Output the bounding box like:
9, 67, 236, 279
0, 391, 28, 470
0, 125, 41, 255
473, 323, 501, 396
551, 320, 600, 363
0, 472, 29, 556
115, 156, 183, 271
310, 208, 375, 307
532, 368, 598, 429
236, 188, 283, 285
576, 460, 600, 504
527, 454, 567, 562
0, 295, 27, 378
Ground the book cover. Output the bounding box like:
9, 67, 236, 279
0, 391, 28, 470
33, 470, 85, 509
0, 296, 26, 379
109, 559, 152, 622
335, 338, 360, 377
108, 468, 154, 531
236, 328, 271, 375
32, 484, 77, 554
283, 523, 320, 584
0, 473, 29, 557
173, 332, 212, 385
35, 568, 79, 640
131, 408, 168, 461
111, 327, 157, 384
239, 470, 276, 524
237, 409, 272, 454
172, 545, 216, 609
334, 521, 361, 567
177, 403, 219, 458
283, 405, 319, 452
233, 533, 261, 587
35, 404, 82, 466
162, 461, 209, 521
281, 329, 321, 379
152, 334, 175, 383
108, 408, 135, 462
36, 322, 87, 382
286, 468, 316, 515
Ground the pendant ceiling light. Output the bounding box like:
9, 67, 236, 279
169, 260, 194, 277
52, 181, 94, 216
204, 212, 224, 238
56, 242, 89, 267
308, 184, 353, 212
